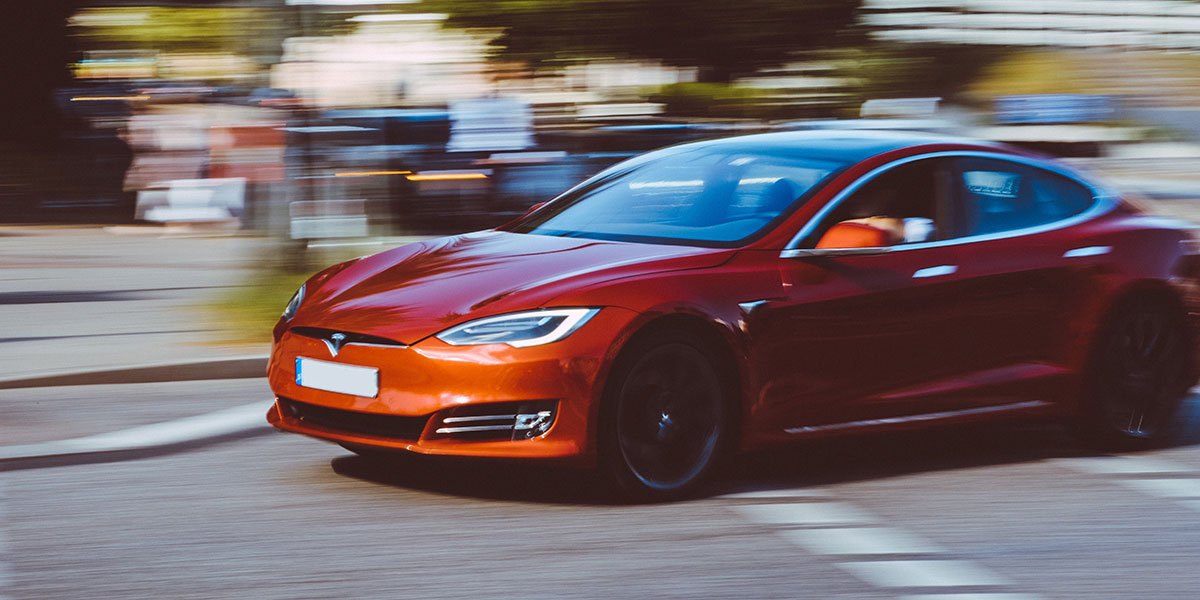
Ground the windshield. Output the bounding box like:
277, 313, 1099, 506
510, 149, 845, 246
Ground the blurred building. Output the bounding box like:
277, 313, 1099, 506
272, 13, 493, 107
862, 0, 1200, 50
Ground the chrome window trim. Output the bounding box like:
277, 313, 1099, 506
780, 150, 1120, 259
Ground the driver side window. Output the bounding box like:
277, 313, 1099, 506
808, 159, 948, 249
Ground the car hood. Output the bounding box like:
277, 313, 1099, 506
293, 230, 729, 343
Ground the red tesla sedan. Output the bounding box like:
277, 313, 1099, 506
267, 131, 1199, 499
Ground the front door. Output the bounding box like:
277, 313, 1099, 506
749, 157, 976, 433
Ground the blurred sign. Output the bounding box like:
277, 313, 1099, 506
136, 178, 246, 223
448, 97, 533, 153
74, 58, 156, 80
322, 109, 450, 147
289, 199, 369, 239
861, 97, 941, 119
209, 124, 285, 182
994, 95, 1114, 125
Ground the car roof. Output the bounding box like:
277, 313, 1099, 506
671, 130, 1011, 164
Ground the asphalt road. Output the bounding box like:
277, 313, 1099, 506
3, 381, 1200, 599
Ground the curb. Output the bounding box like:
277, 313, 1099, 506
0, 400, 275, 470
0, 355, 269, 390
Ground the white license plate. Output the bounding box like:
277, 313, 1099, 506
295, 357, 379, 398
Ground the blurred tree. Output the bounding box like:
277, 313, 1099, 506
844, 43, 1012, 106
421, 0, 862, 83
71, 6, 286, 63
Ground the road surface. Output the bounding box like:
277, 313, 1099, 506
3, 379, 1200, 599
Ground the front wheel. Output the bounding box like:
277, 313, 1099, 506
1081, 295, 1191, 449
600, 331, 730, 501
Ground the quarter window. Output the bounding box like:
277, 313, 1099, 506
954, 158, 1095, 237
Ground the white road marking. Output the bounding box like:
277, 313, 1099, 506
1056, 456, 1194, 475
1118, 478, 1200, 499
717, 488, 830, 500
1058, 454, 1200, 527
901, 595, 1042, 600
727, 498, 1036, 596
839, 559, 1010, 588
0, 400, 274, 462
776, 526, 945, 555
730, 502, 877, 527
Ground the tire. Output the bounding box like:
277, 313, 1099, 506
1080, 294, 1191, 449
599, 329, 732, 501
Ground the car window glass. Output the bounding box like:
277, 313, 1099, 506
955, 158, 1094, 237
514, 150, 843, 246
807, 159, 944, 248
727, 161, 832, 220
1031, 170, 1094, 220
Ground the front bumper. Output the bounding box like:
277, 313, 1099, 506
266, 307, 639, 463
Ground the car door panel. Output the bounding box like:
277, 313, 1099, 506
928, 157, 1104, 407
749, 245, 975, 432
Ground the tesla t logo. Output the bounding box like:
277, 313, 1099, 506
324, 333, 348, 357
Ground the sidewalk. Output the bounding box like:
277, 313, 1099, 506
0, 225, 436, 459
0, 225, 278, 451
0, 225, 273, 377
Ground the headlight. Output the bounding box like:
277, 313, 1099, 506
435, 308, 600, 348
281, 284, 305, 321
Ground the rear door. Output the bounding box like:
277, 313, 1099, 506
936, 156, 1108, 404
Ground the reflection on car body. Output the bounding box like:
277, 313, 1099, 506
267, 131, 1200, 500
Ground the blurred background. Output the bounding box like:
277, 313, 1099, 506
8, 0, 1200, 230
8, 0, 1200, 347
8, 6, 1200, 598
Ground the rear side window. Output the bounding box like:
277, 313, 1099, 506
954, 158, 1095, 237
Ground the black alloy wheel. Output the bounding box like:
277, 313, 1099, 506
602, 331, 729, 501
1084, 296, 1190, 448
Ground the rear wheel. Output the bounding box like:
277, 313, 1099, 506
600, 330, 730, 501
1081, 295, 1191, 449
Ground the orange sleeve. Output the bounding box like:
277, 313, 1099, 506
815, 222, 892, 249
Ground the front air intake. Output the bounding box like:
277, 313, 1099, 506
430, 400, 558, 441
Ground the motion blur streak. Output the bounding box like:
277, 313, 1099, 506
5, 0, 1200, 597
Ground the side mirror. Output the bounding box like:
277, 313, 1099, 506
522, 201, 547, 217
498, 201, 548, 230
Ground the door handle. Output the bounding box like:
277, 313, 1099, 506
738, 297, 786, 315
1063, 246, 1111, 258
913, 265, 957, 278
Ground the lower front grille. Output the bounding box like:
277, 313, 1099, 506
278, 397, 429, 440
429, 400, 558, 441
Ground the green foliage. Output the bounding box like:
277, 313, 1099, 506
420, 0, 862, 82
206, 267, 310, 345
648, 83, 776, 119
843, 43, 1012, 105
205, 243, 386, 344
968, 51, 1101, 99
72, 7, 281, 56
